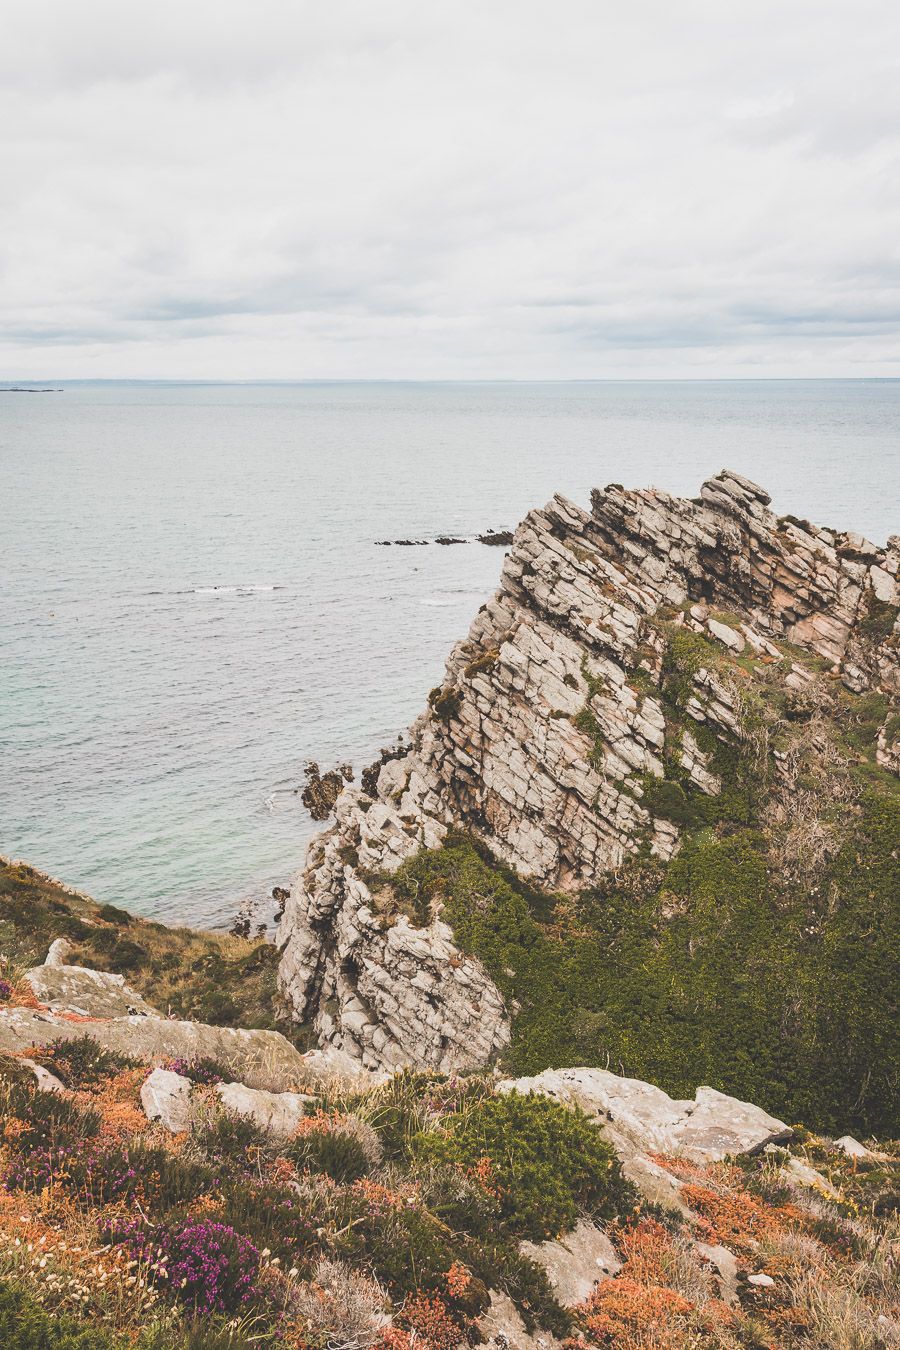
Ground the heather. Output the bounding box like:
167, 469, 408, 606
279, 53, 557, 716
2, 1044, 898, 1348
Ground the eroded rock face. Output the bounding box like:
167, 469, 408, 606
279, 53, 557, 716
278, 471, 899, 1071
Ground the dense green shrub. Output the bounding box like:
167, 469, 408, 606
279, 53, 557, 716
414, 1091, 630, 1240
393, 796, 899, 1134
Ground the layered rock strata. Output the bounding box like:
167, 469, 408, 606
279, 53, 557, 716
278, 471, 899, 1071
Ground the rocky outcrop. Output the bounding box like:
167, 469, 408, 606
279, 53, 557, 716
0, 1005, 308, 1093
278, 471, 899, 1071
25, 948, 158, 1018
499, 1067, 792, 1163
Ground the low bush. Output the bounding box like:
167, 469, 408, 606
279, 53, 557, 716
192, 1110, 270, 1169
31, 1036, 140, 1090
414, 1091, 632, 1241
287, 1113, 382, 1183
162, 1057, 228, 1086
0, 1078, 101, 1150
217, 1181, 318, 1267
0, 1278, 123, 1349
113, 1219, 260, 1315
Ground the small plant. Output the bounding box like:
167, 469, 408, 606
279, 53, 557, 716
163, 1056, 229, 1086
288, 1113, 382, 1183
428, 686, 462, 723
294, 1257, 387, 1350
193, 1108, 271, 1169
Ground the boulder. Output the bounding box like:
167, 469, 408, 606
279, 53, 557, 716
215, 1081, 315, 1140
500, 1068, 792, 1161
141, 1068, 194, 1133
519, 1220, 620, 1307
707, 618, 746, 653
19, 1057, 66, 1094
24, 961, 158, 1018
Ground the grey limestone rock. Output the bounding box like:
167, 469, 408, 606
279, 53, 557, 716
278, 471, 899, 1072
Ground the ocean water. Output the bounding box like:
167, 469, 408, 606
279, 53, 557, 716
1, 379, 898, 929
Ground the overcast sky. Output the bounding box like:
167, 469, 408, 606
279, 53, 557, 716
2, 0, 899, 379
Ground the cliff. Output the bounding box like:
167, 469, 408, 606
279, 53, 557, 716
277, 471, 899, 1129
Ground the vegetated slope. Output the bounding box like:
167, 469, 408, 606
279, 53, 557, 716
0, 858, 291, 1038
277, 471, 899, 1135
0, 1035, 898, 1350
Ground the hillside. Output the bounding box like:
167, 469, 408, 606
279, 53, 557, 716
277, 471, 899, 1136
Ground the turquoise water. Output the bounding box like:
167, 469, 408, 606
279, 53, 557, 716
1, 380, 897, 927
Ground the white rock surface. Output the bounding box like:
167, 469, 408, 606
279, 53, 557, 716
480, 1291, 560, 1350
834, 1134, 874, 1159
215, 1081, 315, 1140
25, 961, 158, 1018
500, 1068, 792, 1161
519, 1220, 620, 1307
141, 1068, 195, 1133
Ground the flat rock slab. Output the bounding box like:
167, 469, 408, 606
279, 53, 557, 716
520, 1219, 620, 1307
0, 1008, 308, 1093
24, 964, 158, 1018
502, 1067, 792, 1162
215, 1081, 315, 1140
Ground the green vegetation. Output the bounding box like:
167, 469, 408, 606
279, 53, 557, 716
0, 859, 292, 1037
428, 685, 462, 722
414, 1091, 632, 1240
390, 798, 897, 1135
0, 1280, 123, 1349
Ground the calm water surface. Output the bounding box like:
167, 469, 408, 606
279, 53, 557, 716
1, 380, 897, 927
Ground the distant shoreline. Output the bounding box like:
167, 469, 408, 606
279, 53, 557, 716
0, 387, 63, 393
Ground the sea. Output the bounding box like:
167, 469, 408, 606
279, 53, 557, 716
1, 380, 898, 929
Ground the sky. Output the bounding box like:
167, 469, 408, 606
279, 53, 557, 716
1, 0, 899, 380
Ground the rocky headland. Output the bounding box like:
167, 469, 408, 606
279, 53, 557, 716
1, 469, 897, 1350
276, 471, 899, 1129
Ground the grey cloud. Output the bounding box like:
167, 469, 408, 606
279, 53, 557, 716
1, 0, 899, 378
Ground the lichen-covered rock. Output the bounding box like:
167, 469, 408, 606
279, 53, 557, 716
278, 471, 898, 1071
141, 1068, 194, 1132
519, 1219, 621, 1307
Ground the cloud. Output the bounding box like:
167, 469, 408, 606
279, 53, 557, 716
1, 0, 899, 377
